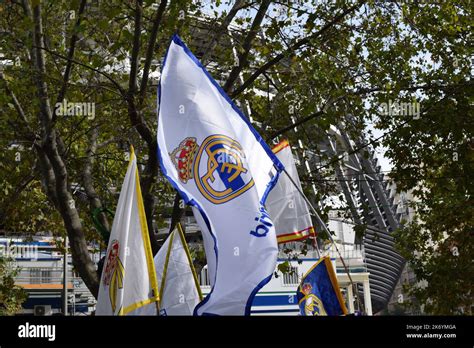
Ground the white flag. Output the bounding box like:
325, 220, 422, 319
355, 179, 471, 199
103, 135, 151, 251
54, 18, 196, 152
157, 35, 283, 315
96, 148, 159, 315
266, 140, 315, 244
139, 226, 202, 315
191, 206, 217, 288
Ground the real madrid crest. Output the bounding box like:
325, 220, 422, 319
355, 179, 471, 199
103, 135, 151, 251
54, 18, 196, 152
102, 239, 124, 313
170, 134, 255, 204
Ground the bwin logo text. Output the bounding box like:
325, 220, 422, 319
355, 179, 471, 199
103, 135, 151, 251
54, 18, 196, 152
250, 208, 273, 237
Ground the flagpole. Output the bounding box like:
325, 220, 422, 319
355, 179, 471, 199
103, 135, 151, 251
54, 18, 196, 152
155, 291, 161, 316
176, 222, 204, 301
311, 230, 320, 259
280, 166, 363, 313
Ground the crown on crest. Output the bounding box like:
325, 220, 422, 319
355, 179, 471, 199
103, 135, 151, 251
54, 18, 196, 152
170, 137, 199, 183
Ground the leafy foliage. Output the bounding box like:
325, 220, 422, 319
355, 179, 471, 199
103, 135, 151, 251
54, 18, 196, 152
0, 257, 28, 315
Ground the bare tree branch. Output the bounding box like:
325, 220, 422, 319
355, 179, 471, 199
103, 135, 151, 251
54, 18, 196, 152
1, 75, 37, 141
230, 1, 365, 98
223, 0, 271, 93
127, 0, 154, 145
201, 0, 248, 65
34, 45, 126, 97
52, 0, 88, 123
35, 146, 60, 208
83, 127, 111, 236
128, 0, 143, 97
0, 163, 37, 222
138, 0, 168, 107
269, 110, 326, 141
30, 1, 54, 132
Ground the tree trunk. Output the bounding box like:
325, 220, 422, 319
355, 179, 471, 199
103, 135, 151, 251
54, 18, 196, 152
27, 0, 100, 297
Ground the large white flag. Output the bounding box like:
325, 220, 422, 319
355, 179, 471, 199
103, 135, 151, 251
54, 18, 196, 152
266, 140, 315, 244
139, 226, 202, 315
96, 148, 160, 315
157, 35, 283, 315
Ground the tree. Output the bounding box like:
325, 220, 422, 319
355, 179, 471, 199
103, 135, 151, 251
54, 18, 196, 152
362, 3, 473, 314
0, 0, 472, 314
0, 257, 28, 315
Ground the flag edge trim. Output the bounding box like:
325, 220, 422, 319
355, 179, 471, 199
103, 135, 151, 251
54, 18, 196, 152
134, 157, 161, 310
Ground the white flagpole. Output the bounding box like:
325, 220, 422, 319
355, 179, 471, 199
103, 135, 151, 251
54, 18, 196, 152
280, 166, 363, 313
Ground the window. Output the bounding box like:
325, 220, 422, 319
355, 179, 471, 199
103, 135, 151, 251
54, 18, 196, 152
29, 268, 53, 283
41, 270, 52, 283
30, 268, 41, 283
198, 267, 211, 286
282, 266, 299, 285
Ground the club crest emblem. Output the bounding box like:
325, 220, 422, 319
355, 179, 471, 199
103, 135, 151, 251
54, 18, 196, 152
300, 283, 327, 316
170, 134, 254, 204
103, 239, 124, 313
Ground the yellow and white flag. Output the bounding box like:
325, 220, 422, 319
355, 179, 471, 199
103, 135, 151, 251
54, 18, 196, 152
96, 147, 159, 315
139, 224, 203, 315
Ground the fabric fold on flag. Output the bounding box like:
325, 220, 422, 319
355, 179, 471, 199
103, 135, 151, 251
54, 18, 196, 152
157, 34, 283, 315
266, 140, 316, 244
96, 147, 159, 315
